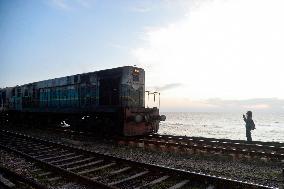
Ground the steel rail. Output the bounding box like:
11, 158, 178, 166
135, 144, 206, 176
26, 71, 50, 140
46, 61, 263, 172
0, 129, 276, 189
146, 134, 284, 148
0, 165, 49, 189
116, 134, 284, 161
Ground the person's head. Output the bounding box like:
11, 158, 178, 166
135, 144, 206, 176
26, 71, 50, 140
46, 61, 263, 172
246, 111, 252, 118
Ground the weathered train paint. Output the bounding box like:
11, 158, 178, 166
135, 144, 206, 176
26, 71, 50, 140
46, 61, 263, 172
0, 66, 165, 136
123, 107, 161, 136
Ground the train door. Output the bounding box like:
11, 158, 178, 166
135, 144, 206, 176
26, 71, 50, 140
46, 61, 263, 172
99, 77, 120, 106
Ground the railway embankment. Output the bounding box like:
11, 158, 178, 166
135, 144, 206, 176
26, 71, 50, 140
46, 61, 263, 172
0, 126, 282, 188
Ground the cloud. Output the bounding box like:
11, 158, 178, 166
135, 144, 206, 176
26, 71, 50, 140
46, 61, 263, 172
243, 104, 270, 110
129, 6, 152, 13
161, 97, 284, 112
108, 43, 126, 50
152, 83, 183, 92
205, 98, 284, 111
51, 0, 70, 10
49, 0, 95, 10
132, 0, 284, 100
76, 0, 94, 8
127, 0, 207, 14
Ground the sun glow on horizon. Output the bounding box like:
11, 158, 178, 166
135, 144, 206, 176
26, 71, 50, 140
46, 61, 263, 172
133, 0, 284, 106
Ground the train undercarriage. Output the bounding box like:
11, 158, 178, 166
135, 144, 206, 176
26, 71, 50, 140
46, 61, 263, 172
0, 107, 164, 136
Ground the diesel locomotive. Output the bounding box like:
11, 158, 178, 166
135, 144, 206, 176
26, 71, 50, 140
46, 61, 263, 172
0, 66, 166, 136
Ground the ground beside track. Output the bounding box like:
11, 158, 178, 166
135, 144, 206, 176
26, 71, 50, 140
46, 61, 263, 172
0, 149, 88, 189
0, 126, 283, 188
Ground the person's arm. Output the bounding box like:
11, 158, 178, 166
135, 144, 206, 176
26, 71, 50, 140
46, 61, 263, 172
243, 115, 247, 122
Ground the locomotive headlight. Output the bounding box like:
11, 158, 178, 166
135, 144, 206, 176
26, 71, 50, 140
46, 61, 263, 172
132, 69, 140, 81
134, 114, 143, 123
133, 69, 140, 75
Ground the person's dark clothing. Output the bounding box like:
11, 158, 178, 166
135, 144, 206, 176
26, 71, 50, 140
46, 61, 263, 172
243, 117, 255, 142
246, 128, 252, 142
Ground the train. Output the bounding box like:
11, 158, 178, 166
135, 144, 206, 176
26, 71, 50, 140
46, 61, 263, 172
0, 66, 166, 136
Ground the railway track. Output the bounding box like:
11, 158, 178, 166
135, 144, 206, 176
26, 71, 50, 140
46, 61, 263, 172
35, 127, 284, 160
16, 126, 284, 161
0, 143, 107, 188
0, 165, 49, 189
10, 126, 284, 162
117, 134, 284, 161
146, 134, 284, 148
0, 129, 275, 189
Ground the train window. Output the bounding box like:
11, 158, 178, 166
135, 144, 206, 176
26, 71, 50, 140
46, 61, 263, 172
74, 75, 78, 83
2, 92, 6, 104
17, 88, 21, 97
12, 88, 15, 97
81, 74, 90, 84
67, 76, 71, 85
24, 89, 28, 96
32, 88, 36, 98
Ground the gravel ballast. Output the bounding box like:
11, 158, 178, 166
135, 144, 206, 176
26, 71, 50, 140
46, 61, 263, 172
0, 149, 87, 189
1, 126, 283, 188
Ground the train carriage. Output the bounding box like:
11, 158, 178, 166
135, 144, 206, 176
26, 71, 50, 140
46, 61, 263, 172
0, 66, 165, 136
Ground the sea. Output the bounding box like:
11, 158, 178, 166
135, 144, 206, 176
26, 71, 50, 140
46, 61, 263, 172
158, 112, 284, 142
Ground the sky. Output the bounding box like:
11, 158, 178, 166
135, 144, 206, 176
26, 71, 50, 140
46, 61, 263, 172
1, 0, 284, 112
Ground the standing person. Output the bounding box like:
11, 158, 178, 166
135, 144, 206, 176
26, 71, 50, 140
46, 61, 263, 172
243, 111, 255, 142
